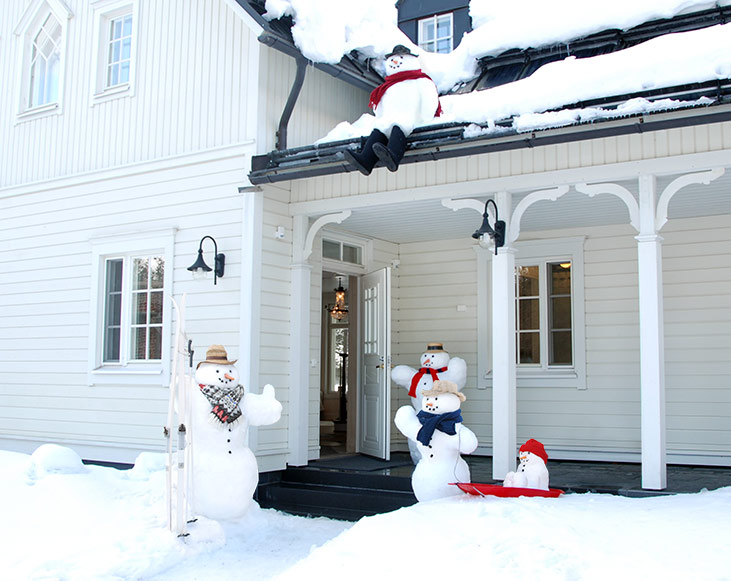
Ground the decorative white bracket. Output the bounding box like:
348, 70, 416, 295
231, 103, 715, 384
508, 186, 570, 243
655, 167, 725, 231
575, 182, 641, 232
442, 198, 488, 215
298, 210, 352, 263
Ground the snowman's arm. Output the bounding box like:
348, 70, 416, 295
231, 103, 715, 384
242, 384, 282, 427
391, 365, 417, 389
394, 405, 420, 441
441, 357, 467, 389
456, 424, 478, 455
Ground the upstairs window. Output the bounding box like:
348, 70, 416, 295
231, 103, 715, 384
105, 12, 133, 88
28, 12, 62, 108
418, 13, 453, 54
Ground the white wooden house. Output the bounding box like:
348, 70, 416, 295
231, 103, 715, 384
0, 0, 370, 471
2, 0, 730, 493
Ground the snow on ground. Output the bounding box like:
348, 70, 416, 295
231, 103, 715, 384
3, 444, 731, 580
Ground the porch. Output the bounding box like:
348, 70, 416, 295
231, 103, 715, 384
256, 453, 731, 521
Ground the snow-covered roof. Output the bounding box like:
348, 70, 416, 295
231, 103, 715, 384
249, 1, 731, 183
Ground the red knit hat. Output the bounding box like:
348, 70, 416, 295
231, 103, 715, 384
520, 439, 548, 464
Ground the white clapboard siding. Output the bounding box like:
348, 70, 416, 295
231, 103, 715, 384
289, 121, 731, 202
0, 0, 261, 190
0, 148, 257, 464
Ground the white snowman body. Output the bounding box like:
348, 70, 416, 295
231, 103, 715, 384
373, 51, 440, 137
394, 387, 478, 502
503, 451, 549, 491
191, 360, 282, 520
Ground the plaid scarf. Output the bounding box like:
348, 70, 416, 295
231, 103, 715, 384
199, 383, 244, 425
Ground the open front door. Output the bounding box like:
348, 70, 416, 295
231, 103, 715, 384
358, 267, 391, 459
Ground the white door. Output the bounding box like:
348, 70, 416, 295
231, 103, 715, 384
358, 267, 391, 459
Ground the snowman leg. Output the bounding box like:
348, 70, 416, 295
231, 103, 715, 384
343, 129, 388, 176
372, 125, 407, 172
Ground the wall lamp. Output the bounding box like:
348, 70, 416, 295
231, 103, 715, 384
472, 199, 506, 255
187, 235, 225, 285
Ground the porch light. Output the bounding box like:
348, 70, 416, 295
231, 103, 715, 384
328, 278, 349, 321
187, 235, 225, 285
472, 199, 506, 255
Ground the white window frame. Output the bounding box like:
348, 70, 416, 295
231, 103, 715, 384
88, 229, 175, 386
14, 0, 72, 120
418, 12, 453, 54
321, 229, 372, 275
477, 237, 586, 390
90, 0, 138, 104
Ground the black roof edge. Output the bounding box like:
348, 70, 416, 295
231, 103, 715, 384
249, 92, 731, 185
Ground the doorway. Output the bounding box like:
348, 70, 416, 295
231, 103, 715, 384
320, 272, 357, 456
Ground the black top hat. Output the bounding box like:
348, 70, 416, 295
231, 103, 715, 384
385, 44, 419, 59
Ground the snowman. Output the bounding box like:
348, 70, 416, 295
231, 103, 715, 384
391, 342, 467, 463
394, 380, 478, 502
503, 439, 550, 491
190, 344, 282, 520
344, 44, 441, 176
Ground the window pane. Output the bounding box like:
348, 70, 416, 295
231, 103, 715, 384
104, 327, 120, 362
517, 265, 539, 296
550, 262, 571, 294
323, 239, 340, 260
133, 292, 147, 324
436, 39, 451, 54
342, 243, 362, 265
131, 327, 147, 360
436, 16, 451, 38
123, 14, 133, 36
518, 298, 539, 330
134, 258, 148, 289
518, 332, 540, 364
421, 21, 435, 42
550, 331, 572, 365
103, 259, 123, 362
150, 257, 164, 288
150, 291, 163, 324
149, 327, 162, 360
551, 296, 571, 329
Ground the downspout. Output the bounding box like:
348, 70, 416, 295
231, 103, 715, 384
276, 52, 308, 150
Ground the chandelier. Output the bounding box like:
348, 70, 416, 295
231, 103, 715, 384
329, 278, 348, 321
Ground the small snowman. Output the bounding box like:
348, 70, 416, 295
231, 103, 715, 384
394, 380, 478, 502
344, 44, 441, 176
191, 345, 282, 520
503, 439, 550, 491
392, 343, 467, 463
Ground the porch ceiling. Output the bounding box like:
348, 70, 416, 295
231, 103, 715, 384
324, 171, 731, 244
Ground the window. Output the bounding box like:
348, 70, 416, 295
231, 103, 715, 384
105, 13, 133, 88
102, 255, 165, 363
516, 261, 573, 368
418, 13, 453, 54
328, 325, 349, 393
477, 237, 586, 389
14, 0, 72, 116
91, 1, 137, 102
89, 230, 175, 385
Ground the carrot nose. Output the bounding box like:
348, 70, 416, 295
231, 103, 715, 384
224, 373, 235, 381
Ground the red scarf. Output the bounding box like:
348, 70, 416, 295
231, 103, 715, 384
368, 70, 443, 117
408, 366, 448, 398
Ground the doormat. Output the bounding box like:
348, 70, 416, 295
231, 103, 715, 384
312, 454, 412, 472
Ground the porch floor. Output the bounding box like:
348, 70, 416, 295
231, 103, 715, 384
307, 452, 731, 497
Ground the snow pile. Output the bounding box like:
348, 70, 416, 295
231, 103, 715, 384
2, 445, 731, 579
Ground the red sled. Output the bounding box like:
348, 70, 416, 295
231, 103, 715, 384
452, 482, 563, 498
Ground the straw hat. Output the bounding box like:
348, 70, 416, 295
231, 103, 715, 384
425, 342, 446, 353
421, 379, 466, 402
196, 344, 237, 369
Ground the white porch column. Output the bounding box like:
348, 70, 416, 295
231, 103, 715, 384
289, 214, 311, 466
637, 175, 667, 490
491, 192, 517, 480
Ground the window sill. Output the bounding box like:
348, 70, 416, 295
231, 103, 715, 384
91, 83, 132, 106
88, 366, 166, 386
16, 102, 60, 123
481, 369, 586, 390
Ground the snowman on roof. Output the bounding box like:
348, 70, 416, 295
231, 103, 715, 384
395, 380, 478, 502
190, 344, 282, 521
392, 342, 467, 463
344, 44, 441, 176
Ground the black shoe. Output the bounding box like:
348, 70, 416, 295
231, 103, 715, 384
373, 125, 407, 172
343, 129, 388, 176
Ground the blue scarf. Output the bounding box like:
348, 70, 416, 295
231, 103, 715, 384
416, 410, 463, 447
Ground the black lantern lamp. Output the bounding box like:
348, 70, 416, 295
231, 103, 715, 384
187, 235, 225, 285
472, 199, 506, 255
328, 277, 349, 321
